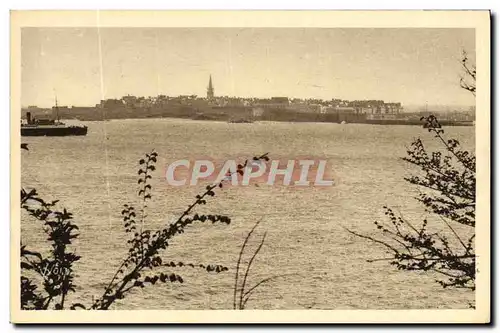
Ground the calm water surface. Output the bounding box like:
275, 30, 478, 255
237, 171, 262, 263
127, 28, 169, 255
21, 119, 475, 309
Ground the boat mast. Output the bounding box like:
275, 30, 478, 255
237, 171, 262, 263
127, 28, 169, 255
54, 90, 60, 122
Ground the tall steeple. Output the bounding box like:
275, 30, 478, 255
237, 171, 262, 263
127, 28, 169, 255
207, 75, 214, 100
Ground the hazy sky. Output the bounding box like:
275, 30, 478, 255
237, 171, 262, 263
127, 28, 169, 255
21, 28, 475, 107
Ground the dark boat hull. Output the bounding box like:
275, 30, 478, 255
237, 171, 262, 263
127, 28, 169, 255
21, 126, 88, 136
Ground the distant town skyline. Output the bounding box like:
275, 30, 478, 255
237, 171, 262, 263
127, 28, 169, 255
21, 28, 475, 108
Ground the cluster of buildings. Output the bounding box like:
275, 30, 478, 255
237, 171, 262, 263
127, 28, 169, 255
94, 75, 404, 116
22, 76, 475, 124
25, 76, 477, 124
29, 75, 477, 123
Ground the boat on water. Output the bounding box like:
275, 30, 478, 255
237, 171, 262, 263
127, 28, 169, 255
21, 97, 88, 137
21, 121, 88, 137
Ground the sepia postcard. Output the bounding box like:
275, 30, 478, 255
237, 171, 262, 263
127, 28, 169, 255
10, 10, 490, 324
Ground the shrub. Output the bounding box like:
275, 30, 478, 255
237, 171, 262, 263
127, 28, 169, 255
20, 147, 269, 310
347, 116, 476, 292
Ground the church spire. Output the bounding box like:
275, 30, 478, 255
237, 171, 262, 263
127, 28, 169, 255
207, 75, 214, 99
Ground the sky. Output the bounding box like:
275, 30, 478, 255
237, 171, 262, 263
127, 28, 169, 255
21, 28, 475, 108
